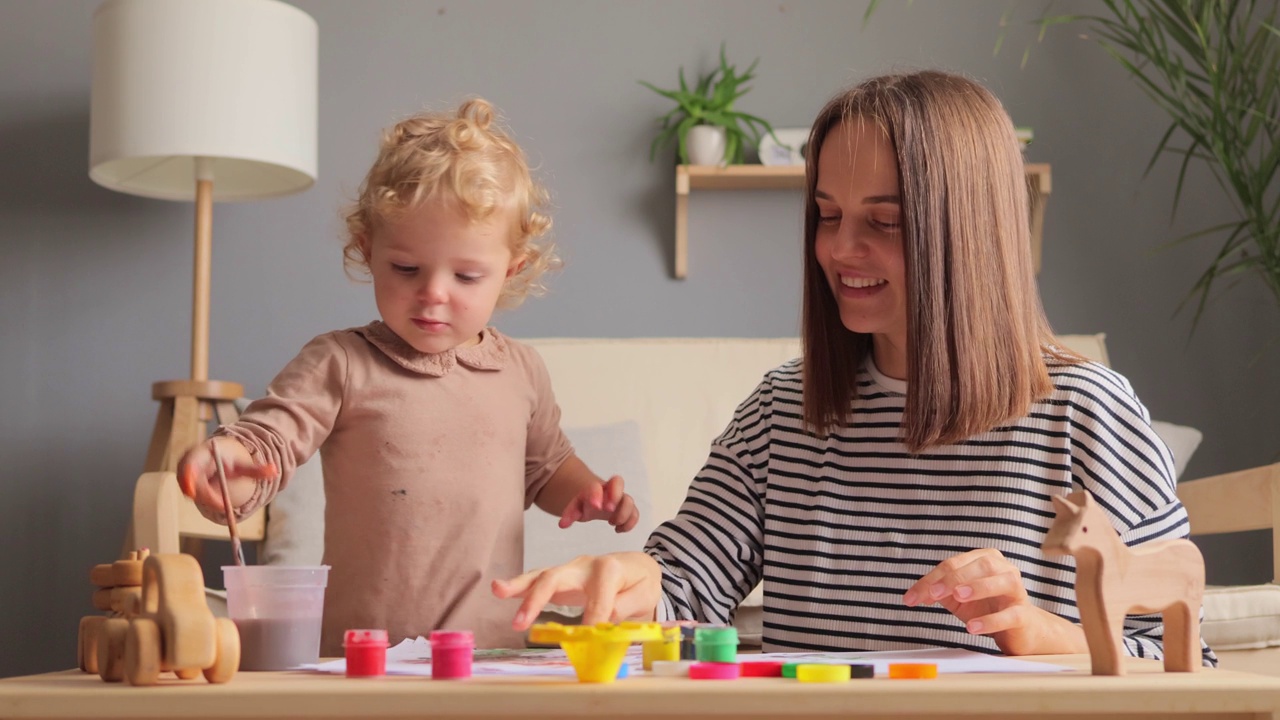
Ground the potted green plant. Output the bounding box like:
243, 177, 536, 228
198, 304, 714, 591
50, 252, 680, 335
863, 0, 1279, 333
1041, 1, 1279, 331
640, 44, 777, 166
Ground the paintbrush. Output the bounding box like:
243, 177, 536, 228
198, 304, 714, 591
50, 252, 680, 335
213, 449, 246, 567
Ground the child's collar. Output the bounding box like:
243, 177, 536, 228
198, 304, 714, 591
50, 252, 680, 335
356, 322, 508, 377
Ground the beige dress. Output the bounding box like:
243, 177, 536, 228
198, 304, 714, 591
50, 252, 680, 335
209, 322, 573, 654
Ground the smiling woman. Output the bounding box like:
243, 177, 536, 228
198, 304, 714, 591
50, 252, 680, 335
812, 118, 907, 380
495, 70, 1217, 670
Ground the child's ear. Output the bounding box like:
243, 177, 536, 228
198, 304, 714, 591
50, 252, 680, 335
506, 252, 528, 279
357, 234, 372, 262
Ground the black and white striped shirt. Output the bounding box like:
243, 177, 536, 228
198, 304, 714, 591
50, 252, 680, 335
646, 356, 1216, 666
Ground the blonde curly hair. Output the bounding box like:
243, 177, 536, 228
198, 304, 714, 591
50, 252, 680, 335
342, 98, 558, 308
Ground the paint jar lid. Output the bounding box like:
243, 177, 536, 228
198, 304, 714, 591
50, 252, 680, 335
848, 663, 875, 679
798, 664, 851, 683
694, 626, 738, 644
343, 629, 388, 647
740, 660, 784, 677
888, 662, 938, 679
689, 661, 741, 680
430, 630, 475, 648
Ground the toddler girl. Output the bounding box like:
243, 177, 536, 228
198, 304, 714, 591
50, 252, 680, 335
179, 99, 638, 654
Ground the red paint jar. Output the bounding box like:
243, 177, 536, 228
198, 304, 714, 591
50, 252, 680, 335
429, 630, 474, 680
344, 629, 388, 678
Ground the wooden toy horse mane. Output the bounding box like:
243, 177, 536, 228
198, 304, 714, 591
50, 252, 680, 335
1042, 490, 1205, 676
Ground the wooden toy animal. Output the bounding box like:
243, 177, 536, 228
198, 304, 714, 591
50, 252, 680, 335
1042, 490, 1205, 676
86, 552, 239, 685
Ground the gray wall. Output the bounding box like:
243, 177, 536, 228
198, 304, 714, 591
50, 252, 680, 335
1, 0, 1276, 678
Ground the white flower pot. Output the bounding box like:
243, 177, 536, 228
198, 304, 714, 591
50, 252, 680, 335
686, 125, 727, 166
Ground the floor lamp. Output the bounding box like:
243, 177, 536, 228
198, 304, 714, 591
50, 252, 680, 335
89, 0, 317, 552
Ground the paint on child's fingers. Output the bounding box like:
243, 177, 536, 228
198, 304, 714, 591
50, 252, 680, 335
178, 465, 197, 498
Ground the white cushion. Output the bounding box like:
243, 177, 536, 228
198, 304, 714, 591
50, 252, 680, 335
524, 421, 655, 571
527, 338, 802, 526
735, 604, 763, 648
261, 452, 326, 567
1150, 420, 1203, 480
1203, 584, 1280, 651
530, 337, 800, 633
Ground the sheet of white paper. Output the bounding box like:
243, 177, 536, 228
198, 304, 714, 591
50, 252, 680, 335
746, 647, 1070, 674
302, 639, 1067, 678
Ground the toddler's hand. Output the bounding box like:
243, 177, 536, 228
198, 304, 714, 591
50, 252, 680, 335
176, 437, 277, 513
558, 475, 639, 533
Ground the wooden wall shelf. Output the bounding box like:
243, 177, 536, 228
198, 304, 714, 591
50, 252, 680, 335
673, 163, 1051, 279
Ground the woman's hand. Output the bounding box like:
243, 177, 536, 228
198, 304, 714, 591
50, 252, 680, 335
176, 437, 276, 513
558, 475, 640, 532
903, 548, 1087, 656
492, 552, 662, 631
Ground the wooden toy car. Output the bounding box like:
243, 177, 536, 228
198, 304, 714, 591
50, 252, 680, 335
78, 549, 147, 676
81, 551, 239, 685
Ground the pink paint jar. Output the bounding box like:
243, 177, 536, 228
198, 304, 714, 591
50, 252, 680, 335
429, 630, 474, 680
343, 629, 388, 678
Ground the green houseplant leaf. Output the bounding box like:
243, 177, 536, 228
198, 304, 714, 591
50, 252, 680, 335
864, 1, 1280, 335
639, 43, 778, 165
1071, 0, 1280, 333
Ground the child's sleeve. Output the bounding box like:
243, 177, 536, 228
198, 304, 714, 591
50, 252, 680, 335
204, 332, 348, 522
643, 378, 770, 626
1066, 364, 1219, 668
521, 347, 574, 509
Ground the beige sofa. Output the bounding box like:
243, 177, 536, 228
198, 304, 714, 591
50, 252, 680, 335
134, 335, 1280, 670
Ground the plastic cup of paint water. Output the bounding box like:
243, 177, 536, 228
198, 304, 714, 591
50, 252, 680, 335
222, 565, 329, 671
429, 630, 474, 680
344, 629, 388, 678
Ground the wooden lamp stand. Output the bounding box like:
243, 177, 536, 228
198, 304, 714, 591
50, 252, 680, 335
143, 172, 243, 476
90, 0, 318, 557
129, 169, 267, 557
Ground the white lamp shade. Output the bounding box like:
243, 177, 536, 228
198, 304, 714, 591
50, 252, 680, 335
90, 0, 318, 201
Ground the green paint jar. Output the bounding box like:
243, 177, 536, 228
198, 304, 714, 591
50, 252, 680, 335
694, 626, 738, 663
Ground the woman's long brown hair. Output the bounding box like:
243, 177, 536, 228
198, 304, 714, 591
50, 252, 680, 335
801, 71, 1077, 451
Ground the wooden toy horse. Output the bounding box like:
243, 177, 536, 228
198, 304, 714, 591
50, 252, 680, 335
1042, 490, 1204, 676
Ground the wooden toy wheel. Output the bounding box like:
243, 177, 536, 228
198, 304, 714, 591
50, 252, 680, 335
78, 617, 105, 673
89, 563, 116, 587
203, 617, 239, 684
124, 618, 162, 686
97, 618, 128, 683
112, 555, 145, 586
174, 667, 201, 680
